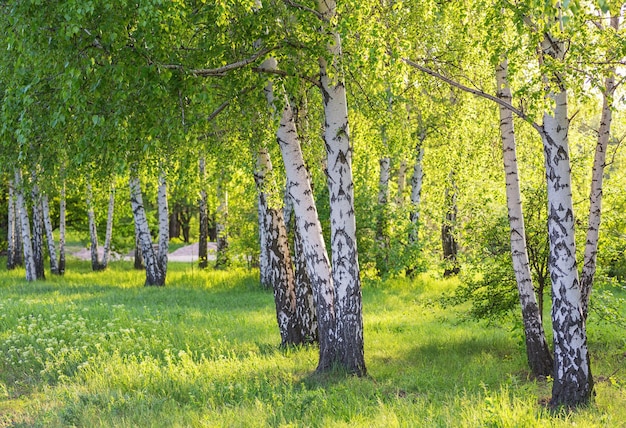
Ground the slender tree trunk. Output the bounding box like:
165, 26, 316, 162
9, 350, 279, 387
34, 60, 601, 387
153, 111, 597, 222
157, 172, 169, 280
376, 157, 391, 275
30, 183, 45, 280
277, 96, 337, 371
41, 195, 59, 275
169, 205, 181, 240
215, 178, 230, 269
497, 59, 553, 377
86, 184, 104, 271
7, 181, 18, 270
129, 174, 164, 286
15, 170, 36, 281
102, 185, 115, 268
255, 148, 272, 288
580, 17, 619, 320
442, 171, 459, 277
409, 138, 425, 245
317, 0, 366, 376
293, 221, 318, 343
58, 182, 66, 275
198, 158, 209, 269
541, 37, 592, 409
179, 207, 191, 243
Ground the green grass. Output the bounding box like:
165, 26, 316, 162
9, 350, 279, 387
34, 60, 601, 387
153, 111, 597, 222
0, 261, 624, 427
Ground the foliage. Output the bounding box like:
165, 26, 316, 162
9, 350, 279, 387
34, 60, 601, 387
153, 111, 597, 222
0, 263, 624, 426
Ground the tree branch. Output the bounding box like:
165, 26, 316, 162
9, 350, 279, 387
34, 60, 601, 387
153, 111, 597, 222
159, 46, 275, 77
282, 0, 327, 21
402, 58, 544, 135
207, 86, 257, 122
252, 66, 322, 88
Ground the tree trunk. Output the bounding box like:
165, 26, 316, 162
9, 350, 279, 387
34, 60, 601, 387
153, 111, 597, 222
7, 181, 18, 270
497, 59, 553, 377
157, 172, 169, 280
134, 225, 145, 270
215, 178, 230, 269
198, 158, 209, 269
541, 36, 592, 409
293, 221, 318, 343
442, 171, 459, 277
129, 174, 164, 286
178, 207, 191, 243
580, 16, 619, 320
86, 184, 104, 271
255, 147, 273, 289
41, 195, 59, 275
277, 96, 337, 371
15, 170, 36, 281
102, 186, 115, 268
376, 157, 391, 275
58, 182, 66, 275
30, 183, 46, 280
169, 205, 181, 240
255, 146, 304, 345
409, 136, 424, 245
317, 0, 366, 376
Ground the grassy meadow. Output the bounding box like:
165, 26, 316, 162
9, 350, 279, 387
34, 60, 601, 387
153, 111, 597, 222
0, 259, 624, 427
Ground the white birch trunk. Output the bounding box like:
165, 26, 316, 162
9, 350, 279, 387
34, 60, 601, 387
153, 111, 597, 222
496, 59, 552, 377
30, 182, 45, 279
215, 180, 229, 269
317, 0, 365, 376
580, 15, 620, 319
58, 182, 66, 275
157, 172, 169, 278
376, 157, 391, 274
277, 97, 337, 370
129, 174, 164, 286
7, 181, 17, 270
102, 185, 115, 268
41, 195, 59, 275
255, 147, 272, 288
15, 170, 36, 281
541, 37, 592, 408
409, 139, 424, 244
198, 158, 209, 269
86, 184, 104, 271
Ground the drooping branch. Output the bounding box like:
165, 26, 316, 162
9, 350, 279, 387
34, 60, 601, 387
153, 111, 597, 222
160, 46, 275, 77
252, 66, 322, 88
402, 58, 545, 136
283, 0, 327, 21
206, 86, 257, 122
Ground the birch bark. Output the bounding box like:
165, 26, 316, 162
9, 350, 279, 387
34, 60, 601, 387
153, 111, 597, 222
317, 0, 366, 376
86, 184, 104, 271
277, 97, 337, 370
41, 195, 59, 275
15, 169, 36, 281
102, 186, 115, 268
215, 178, 230, 269
540, 36, 592, 408
198, 158, 210, 269
58, 182, 66, 275
496, 59, 553, 377
30, 183, 45, 280
129, 174, 164, 286
7, 181, 18, 270
580, 15, 620, 320
157, 172, 169, 278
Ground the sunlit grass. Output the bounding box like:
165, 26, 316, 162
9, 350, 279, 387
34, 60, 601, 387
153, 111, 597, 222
0, 259, 624, 426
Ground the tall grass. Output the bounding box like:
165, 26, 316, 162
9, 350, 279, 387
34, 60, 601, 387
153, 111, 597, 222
0, 260, 624, 427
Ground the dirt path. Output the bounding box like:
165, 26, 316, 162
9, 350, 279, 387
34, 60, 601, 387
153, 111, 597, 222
71, 242, 217, 263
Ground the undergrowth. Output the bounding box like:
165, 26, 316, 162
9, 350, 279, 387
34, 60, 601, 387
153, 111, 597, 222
0, 260, 624, 427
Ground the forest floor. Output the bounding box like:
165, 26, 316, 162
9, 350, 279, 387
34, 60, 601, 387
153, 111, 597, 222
70, 242, 217, 262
